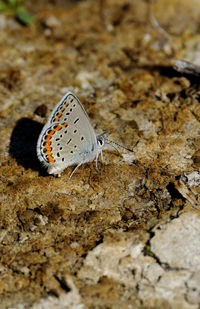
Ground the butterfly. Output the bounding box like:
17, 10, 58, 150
37, 92, 105, 177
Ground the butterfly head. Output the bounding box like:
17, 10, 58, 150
97, 135, 105, 150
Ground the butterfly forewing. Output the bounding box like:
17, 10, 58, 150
50, 93, 90, 124
37, 92, 98, 175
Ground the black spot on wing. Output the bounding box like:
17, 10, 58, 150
74, 118, 79, 124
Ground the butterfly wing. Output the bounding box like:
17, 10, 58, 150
37, 92, 98, 176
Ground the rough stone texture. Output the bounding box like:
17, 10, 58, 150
151, 212, 200, 271
1, 0, 200, 308
148, 212, 200, 309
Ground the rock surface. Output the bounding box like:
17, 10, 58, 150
0, 0, 200, 308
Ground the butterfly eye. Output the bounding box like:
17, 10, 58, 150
97, 137, 104, 147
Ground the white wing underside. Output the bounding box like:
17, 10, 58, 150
37, 92, 99, 176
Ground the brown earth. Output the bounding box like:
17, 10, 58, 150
0, 0, 200, 308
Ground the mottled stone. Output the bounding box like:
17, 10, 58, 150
151, 212, 200, 270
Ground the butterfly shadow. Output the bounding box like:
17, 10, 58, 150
9, 117, 47, 176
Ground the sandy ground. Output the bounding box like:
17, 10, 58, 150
0, 0, 200, 308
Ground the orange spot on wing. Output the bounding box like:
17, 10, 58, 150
43, 123, 68, 163
49, 156, 55, 163
54, 102, 69, 122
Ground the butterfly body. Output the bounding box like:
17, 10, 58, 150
37, 92, 104, 177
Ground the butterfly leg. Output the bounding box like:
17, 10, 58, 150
68, 163, 83, 180
95, 153, 100, 172
100, 150, 104, 162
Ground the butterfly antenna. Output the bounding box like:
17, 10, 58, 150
105, 138, 134, 153
106, 140, 120, 153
